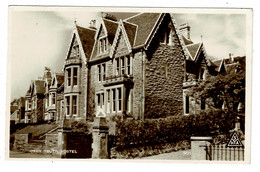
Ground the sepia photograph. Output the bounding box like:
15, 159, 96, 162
7, 6, 251, 163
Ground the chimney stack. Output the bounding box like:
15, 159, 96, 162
179, 23, 191, 40
89, 20, 96, 29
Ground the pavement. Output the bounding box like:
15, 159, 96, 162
9, 150, 58, 159
141, 149, 191, 160
9, 149, 191, 160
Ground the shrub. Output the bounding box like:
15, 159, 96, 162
111, 109, 240, 150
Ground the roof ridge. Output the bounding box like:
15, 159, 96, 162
186, 42, 201, 47
124, 13, 144, 21
103, 17, 119, 24
122, 20, 138, 27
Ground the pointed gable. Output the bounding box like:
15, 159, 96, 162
110, 20, 132, 58
67, 34, 80, 59
66, 25, 96, 64
90, 18, 119, 62
186, 43, 202, 60
125, 13, 161, 48
103, 18, 118, 44
76, 26, 96, 59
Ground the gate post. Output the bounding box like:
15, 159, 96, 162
191, 136, 212, 160
57, 119, 71, 158
92, 117, 109, 159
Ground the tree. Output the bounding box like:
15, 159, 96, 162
187, 57, 246, 118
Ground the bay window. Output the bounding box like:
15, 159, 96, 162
65, 95, 78, 116
114, 56, 132, 76
72, 95, 77, 115
67, 68, 71, 87
73, 68, 78, 86
66, 96, 70, 116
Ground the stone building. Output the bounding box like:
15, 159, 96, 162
45, 73, 64, 121
24, 79, 45, 123
179, 23, 215, 115
20, 12, 220, 124
60, 12, 196, 120
63, 23, 96, 121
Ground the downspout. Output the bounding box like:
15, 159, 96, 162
141, 49, 146, 121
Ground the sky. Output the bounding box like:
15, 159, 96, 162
9, 8, 247, 100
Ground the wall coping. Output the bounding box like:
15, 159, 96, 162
190, 136, 213, 141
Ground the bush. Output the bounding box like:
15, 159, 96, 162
112, 109, 240, 150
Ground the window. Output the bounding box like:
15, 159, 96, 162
160, 28, 171, 45
97, 93, 104, 108
72, 95, 77, 115
126, 56, 131, 75
116, 58, 120, 76
97, 94, 101, 106
102, 64, 106, 81
73, 68, 78, 86
107, 90, 111, 113
118, 88, 122, 111
66, 96, 70, 116
200, 68, 205, 80
67, 68, 71, 86
126, 89, 131, 112
185, 96, 189, 114
98, 64, 106, 82
121, 57, 125, 75
165, 63, 169, 78
98, 65, 101, 82
99, 38, 107, 54
201, 99, 205, 110
28, 100, 31, 110
52, 93, 56, 105
112, 89, 116, 112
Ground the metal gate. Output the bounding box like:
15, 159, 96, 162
66, 132, 92, 158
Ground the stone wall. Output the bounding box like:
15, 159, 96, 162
79, 65, 88, 120
132, 51, 144, 119
13, 133, 31, 152
144, 20, 185, 118
45, 133, 59, 155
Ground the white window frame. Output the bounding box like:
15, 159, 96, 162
98, 37, 108, 54
97, 63, 106, 82
105, 86, 123, 114
65, 94, 78, 117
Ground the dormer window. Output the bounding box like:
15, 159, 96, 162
99, 37, 107, 54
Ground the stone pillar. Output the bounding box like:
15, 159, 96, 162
191, 136, 212, 160
57, 119, 71, 158
92, 117, 109, 159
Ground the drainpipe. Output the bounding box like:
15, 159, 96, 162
141, 49, 146, 121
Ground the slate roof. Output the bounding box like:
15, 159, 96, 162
186, 43, 202, 60
57, 83, 64, 93
76, 26, 96, 59
34, 80, 45, 95
123, 21, 137, 47
103, 18, 118, 37
182, 35, 193, 45
55, 73, 64, 87
125, 13, 161, 48
10, 105, 18, 114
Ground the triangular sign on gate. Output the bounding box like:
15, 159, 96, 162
226, 131, 244, 147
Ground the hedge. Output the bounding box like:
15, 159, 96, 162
111, 109, 242, 150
